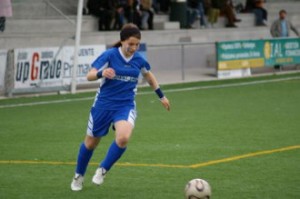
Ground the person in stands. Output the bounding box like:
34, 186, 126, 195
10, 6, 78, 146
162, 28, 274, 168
270, 9, 299, 38
0, 0, 13, 32
270, 9, 299, 70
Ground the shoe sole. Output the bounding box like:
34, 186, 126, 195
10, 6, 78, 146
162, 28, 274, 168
71, 187, 82, 191
92, 178, 103, 185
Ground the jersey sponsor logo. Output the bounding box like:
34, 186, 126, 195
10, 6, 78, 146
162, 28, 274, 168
113, 75, 138, 82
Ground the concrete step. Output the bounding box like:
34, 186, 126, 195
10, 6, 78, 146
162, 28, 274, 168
153, 14, 181, 30
7, 0, 300, 33
153, 14, 169, 23
11, 0, 78, 18
191, 12, 300, 29
190, 13, 256, 29
6, 14, 179, 33
0, 26, 275, 50
5, 16, 98, 33
265, 2, 300, 16
154, 21, 180, 30
3, 11, 299, 34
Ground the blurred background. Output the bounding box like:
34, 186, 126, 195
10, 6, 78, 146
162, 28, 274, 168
1, 0, 299, 97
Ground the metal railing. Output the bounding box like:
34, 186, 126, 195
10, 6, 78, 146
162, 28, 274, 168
44, 0, 76, 25
146, 42, 217, 84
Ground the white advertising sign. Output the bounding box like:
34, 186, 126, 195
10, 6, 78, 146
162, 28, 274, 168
13, 45, 106, 89
217, 68, 251, 79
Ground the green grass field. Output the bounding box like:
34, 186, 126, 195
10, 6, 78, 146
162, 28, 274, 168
0, 73, 300, 199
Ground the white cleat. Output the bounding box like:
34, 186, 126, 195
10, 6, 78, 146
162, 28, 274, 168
71, 174, 84, 191
92, 167, 106, 185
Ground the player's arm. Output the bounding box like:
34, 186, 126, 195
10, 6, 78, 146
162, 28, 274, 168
86, 67, 115, 81
143, 71, 170, 111
87, 51, 115, 81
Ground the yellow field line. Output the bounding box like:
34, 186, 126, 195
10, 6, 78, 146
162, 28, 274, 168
189, 145, 300, 168
0, 160, 77, 165
0, 145, 299, 169
115, 162, 188, 168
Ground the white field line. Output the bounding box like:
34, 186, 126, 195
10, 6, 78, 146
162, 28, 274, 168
0, 76, 299, 109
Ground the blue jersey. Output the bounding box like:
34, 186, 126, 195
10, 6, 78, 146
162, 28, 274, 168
91, 47, 151, 110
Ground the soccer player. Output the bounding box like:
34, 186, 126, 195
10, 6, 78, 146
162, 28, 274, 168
71, 23, 170, 191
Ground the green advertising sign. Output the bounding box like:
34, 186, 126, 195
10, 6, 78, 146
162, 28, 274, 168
217, 38, 300, 70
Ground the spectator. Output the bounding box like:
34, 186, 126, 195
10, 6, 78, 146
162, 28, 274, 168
124, 0, 142, 28
207, 0, 220, 28
83, 0, 89, 15
152, 0, 159, 13
157, 0, 170, 13
87, 0, 115, 31
244, 0, 267, 26
208, 0, 240, 28
198, 0, 207, 28
186, 0, 207, 29
113, 0, 127, 30
234, 0, 245, 13
186, 0, 200, 28
0, 0, 13, 32
220, 0, 241, 28
244, 0, 255, 12
253, 0, 267, 26
270, 9, 299, 38
270, 10, 299, 70
140, 0, 154, 30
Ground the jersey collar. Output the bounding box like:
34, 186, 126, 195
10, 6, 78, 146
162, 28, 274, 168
118, 47, 134, 63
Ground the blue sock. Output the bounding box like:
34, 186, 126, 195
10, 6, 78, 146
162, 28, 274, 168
100, 140, 127, 171
75, 143, 94, 176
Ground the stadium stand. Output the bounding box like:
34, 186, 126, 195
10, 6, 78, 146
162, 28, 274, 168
0, 0, 299, 95
1, 0, 300, 49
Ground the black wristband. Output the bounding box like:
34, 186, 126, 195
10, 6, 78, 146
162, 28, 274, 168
96, 70, 103, 79
155, 88, 164, 99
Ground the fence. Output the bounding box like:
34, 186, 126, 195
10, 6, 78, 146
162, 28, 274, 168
146, 42, 217, 85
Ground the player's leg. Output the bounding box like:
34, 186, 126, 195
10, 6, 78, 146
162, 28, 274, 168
76, 136, 100, 175
92, 108, 136, 185
71, 136, 100, 191
71, 108, 111, 191
101, 108, 136, 170
92, 121, 134, 185
102, 120, 133, 168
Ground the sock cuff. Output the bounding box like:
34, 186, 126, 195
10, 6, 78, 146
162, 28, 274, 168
76, 142, 94, 176
81, 142, 94, 152
113, 140, 127, 151
100, 140, 127, 171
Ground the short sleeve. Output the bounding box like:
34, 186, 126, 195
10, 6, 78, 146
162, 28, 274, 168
141, 59, 151, 75
91, 50, 110, 70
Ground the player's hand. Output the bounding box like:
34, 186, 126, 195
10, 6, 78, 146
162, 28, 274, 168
102, 68, 116, 79
160, 97, 170, 111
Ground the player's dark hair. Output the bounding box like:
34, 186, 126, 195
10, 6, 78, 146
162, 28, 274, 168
112, 23, 141, 47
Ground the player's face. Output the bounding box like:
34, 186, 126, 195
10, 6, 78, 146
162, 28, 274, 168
121, 37, 140, 57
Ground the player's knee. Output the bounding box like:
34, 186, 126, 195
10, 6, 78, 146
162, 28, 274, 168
115, 122, 133, 147
116, 136, 130, 148
84, 136, 100, 149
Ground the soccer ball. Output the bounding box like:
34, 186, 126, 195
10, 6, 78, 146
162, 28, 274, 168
184, 178, 212, 199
